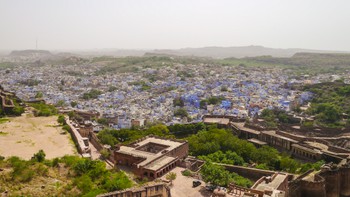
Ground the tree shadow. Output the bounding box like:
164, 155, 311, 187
198, 186, 212, 197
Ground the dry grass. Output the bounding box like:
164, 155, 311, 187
0, 164, 80, 197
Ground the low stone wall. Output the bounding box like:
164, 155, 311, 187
243, 123, 265, 131
65, 117, 90, 154
216, 163, 275, 181
89, 132, 103, 151
203, 115, 245, 122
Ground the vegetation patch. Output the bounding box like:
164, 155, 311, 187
0, 151, 133, 196
188, 125, 324, 174
29, 103, 58, 117
0, 118, 9, 124
82, 89, 102, 100
304, 81, 350, 128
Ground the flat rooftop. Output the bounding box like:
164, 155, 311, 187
291, 144, 322, 154
253, 173, 288, 191
116, 136, 186, 169
248, 138, 267, 146
262, 130, 298, 143
305, 141, 329, 151
143, 155, 177, 171
203, 117, 230, 125
232, 122, 261, 135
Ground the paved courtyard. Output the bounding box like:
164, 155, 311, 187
167, 167, 212, 197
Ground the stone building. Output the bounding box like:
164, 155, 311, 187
206, 117, 350, 197
288, 157, 350, 197
114, 136, 188, 180
96, 182, 171, 197
230, 121, 350, 162
0, 85, 15, 112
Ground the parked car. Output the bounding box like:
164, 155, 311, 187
193, 180, 202, 187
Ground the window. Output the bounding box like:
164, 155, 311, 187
134, 192, 141, 197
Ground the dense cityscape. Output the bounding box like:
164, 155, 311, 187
2, 53, 346, 128
1, 1, 350, 197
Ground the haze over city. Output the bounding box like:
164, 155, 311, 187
1, 0, 350, 51
1, 1, 350, 197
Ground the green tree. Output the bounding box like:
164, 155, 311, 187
57, 115, 66, 125
221, 86, 228, 92
32, 149, 46, 162
280, 156, 300, 173
146, 124, 170, 136
108, 86, 118, 92
35, 92, 43, 98
71, 101, 78, 108
200, 162, 252, 187
74, 175, 94, 194
208, 96, 225, 105
11, 106, 25, 116
173, 97, 184, 107
166, 172, 177, 185
97, 118, 108, 125
174, 108, 188, 118
100, 149, 111, 160
56, 100, 66, 107
102, 172, 133, 192
82, 89, 102, 100
200, 99, 208, 109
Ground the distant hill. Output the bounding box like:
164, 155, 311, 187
68, 49, 147, 57
244, 52, 350, 67
9, 50, 52, 57
6, 46, 350, 60
151, 46, 348, 58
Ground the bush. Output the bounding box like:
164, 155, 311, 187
58, 115, 66, 125
11, 106, 25, 116
29, 103, 57, 116
101, 172, 133, 192
181, 170, 192, 177
32, 150, 46, 162
82, 89, 102, 100
62, 125, 71, 133
74, 175, 94, 194
7, 156, 35, 182
100, 149, 111, 160
174, 108, 188, 118
200, 162, 252, 187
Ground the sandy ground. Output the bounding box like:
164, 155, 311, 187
0, 113, 77, 160
168, 167, 212, 197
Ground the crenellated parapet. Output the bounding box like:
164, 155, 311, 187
289, 159, 350, 197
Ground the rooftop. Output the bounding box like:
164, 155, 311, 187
232, 122, 261, 135
248, 138, 267, 146
144, 156, 177, 171
262, 130, 298, 143
253, 173, 288, 192
203, 117, 230, 125
116, 136, 186, 170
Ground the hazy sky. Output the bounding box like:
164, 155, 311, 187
1, 0, 349, 51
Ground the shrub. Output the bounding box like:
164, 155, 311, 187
62, 125, 71, 133
57, 115, 66, 125
32, 150, 46, 162
29, 103, 57, 116
181, 170, 192, 177
100, 149, 111, 160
